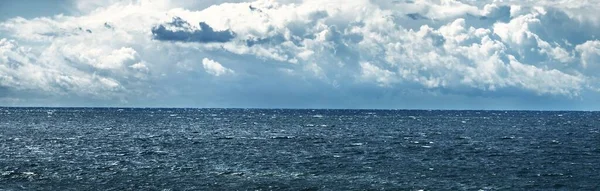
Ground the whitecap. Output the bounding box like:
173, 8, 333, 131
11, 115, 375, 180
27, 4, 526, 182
270, 136, 295, 139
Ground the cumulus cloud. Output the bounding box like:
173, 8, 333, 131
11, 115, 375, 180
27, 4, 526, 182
359, 62, 397, 87
202, 58, 234, 76
0, 38, 124, 98
576, 40, 600, 69
1, 0, 600, 109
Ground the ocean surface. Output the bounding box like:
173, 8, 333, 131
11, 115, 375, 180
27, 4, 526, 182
0, 108, 599, 190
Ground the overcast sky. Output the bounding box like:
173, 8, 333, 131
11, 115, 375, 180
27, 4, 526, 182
1, 0, 600, 110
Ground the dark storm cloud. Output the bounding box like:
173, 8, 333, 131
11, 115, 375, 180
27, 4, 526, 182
151, 17, 235, 43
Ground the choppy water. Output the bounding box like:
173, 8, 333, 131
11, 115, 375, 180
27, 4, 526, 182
0, 108, 599, 190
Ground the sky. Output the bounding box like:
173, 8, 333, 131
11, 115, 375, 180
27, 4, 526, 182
1, 0, 600, 110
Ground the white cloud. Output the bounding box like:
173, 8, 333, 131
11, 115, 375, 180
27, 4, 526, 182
202, 58, 234, 76
129, 61, 149, 71
1, 0, 600, 108
576, 40, 600, 69
506, 55, 584, 96
359, 62, 397, 87
0, 38, 124, 98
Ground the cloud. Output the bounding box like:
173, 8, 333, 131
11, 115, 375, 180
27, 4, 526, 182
1, 0, 600, 109
202, 58, 234, 76
576, 40, 600, 69
151, 17, 235, 43
0, 38, 124, 99
359, 62, 397, 87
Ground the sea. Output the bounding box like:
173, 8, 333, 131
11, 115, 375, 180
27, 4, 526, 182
0, 108, 598, 190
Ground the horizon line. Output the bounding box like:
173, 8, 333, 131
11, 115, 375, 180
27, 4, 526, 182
1, 106, 598, 112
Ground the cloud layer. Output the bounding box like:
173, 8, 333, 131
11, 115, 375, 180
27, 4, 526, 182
1, 0, 600, 109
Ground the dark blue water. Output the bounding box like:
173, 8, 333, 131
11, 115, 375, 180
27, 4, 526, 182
0, 108, 599, 190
